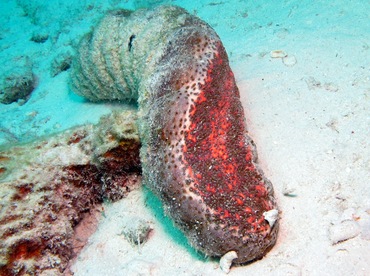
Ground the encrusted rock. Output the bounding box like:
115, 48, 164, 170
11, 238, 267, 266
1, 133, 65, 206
0, 110, 141, 275
0, 56, 36, 104
121, 216, 153, 247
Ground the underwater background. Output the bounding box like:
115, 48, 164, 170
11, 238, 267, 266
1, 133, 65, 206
0, 0, 369, 275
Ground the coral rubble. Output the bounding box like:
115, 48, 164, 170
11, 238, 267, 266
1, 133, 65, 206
0, 56, 36, 105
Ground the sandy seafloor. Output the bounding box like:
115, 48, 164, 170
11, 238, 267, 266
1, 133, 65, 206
1, 0, 369, 275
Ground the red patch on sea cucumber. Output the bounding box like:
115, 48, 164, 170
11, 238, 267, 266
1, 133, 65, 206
183, 42, 273, 236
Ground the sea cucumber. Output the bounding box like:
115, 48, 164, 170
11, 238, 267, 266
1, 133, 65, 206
70, 5, 278, 264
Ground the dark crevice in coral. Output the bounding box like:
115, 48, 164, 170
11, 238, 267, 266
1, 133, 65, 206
128, 34, 136, 52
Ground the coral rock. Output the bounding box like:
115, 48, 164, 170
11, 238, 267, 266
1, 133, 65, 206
0, 56, 36, 104
0, 111, 141, 275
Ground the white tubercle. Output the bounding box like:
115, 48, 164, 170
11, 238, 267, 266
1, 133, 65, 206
263, 209, 279, 227
220, 251, 238, 274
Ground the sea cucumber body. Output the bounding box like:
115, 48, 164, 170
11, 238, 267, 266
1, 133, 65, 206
70, 6, 278, 263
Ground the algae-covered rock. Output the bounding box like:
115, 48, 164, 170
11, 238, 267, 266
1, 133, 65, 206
0, 56, 36, 104
0, 110, 141, 275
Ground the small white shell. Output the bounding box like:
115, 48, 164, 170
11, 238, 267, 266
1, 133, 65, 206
329, 220, 360, 244
263, 209, 279, 227
323, 82, 339, 92
283, 55, 297, 67
270, 50, 287, 58
220, 251, 238, 274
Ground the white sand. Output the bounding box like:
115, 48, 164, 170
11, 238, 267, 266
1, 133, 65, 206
1, 0, 369, 275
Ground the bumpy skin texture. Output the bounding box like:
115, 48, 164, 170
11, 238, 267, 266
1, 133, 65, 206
70, 5, 278, 264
